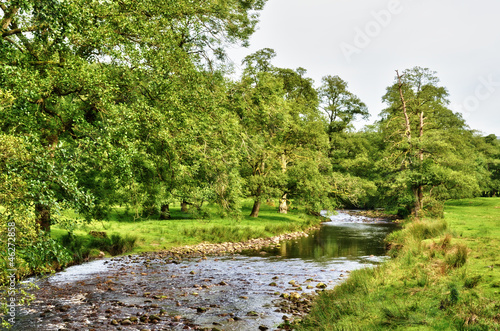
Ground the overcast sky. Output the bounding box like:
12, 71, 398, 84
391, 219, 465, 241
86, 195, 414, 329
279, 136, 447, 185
226, 0, 500, 136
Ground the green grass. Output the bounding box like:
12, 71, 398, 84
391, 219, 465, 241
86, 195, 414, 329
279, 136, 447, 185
298, 198, 500, 330
51, 200, 319, 255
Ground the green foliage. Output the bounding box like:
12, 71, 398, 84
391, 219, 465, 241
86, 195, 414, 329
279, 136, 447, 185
19, 235, 72, 276
1, 0, 268, 277
378, 67, 484, 217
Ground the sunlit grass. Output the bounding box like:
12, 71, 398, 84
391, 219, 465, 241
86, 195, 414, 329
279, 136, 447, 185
299, 197, 500, 330
52, 200, 319, 254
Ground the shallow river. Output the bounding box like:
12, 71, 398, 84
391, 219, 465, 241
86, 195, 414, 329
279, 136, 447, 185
11, 212, 398, 331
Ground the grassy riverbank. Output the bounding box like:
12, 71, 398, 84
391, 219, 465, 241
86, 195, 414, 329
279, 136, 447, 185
51, 200, 321, 258
298, 198, 500, 330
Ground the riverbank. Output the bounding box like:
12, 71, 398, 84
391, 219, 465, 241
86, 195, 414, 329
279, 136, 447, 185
1, 212, 396, 330
51, 202, 324, 257
144, 230, 315, 259
298, 198, 500, 330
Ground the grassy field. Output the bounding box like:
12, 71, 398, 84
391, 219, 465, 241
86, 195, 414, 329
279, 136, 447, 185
298, 198, 500, 330
51, 200, 320, 256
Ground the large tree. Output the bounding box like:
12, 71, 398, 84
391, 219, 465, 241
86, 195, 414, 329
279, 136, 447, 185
0, 0, 267, 231
231, 49, 333, 216
379, 67, 481, 217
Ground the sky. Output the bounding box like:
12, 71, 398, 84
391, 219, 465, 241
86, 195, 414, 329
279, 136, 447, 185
226, 0, 500, 136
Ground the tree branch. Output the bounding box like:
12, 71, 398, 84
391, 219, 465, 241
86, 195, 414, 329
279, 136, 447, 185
1, 5, 18, 31
2, 24, 42, 38
3, 35, 24, 52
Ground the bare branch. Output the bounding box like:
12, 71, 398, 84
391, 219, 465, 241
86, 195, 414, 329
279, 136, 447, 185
396, 70, 412, 144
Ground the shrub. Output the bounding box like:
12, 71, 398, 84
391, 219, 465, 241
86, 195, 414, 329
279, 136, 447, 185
20, 235, 72, 275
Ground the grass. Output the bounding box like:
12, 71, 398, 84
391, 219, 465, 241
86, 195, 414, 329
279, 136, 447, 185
298, 198, 500, 330
51, 200, 319, 255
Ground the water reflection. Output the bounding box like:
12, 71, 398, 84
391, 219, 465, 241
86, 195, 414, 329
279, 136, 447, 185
244, 219, 398, 262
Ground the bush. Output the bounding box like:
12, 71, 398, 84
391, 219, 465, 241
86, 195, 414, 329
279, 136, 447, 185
20, 235, 72, 275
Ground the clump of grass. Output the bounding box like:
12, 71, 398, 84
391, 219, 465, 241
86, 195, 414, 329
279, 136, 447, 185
445, 243, 468, 269
463, 275, 482, 289
61, 232, 137, 259
386, 218, 448, 257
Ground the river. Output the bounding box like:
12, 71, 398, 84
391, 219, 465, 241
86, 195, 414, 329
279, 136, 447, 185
10, 212, 398, 330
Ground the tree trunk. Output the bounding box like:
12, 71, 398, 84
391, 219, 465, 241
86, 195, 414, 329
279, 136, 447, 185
396, 70, 412, 144
181, 200, 189, 213
412, 187, 424, 218
278, 153, 288, 214
250, 200, 261, 218
35, 203, 51, 232
160, 204, 170, 220
279, 194, 288, 214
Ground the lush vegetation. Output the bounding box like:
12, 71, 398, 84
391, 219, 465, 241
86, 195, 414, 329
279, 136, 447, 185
1, 0, 499, 311
298, 198, 500, 330
52, 200, 319, 258
1, 0, 499, 276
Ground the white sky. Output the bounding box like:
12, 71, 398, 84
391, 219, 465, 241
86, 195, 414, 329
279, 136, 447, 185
226, 0, 500, 136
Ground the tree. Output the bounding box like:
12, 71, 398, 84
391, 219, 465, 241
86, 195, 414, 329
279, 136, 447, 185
230, 50, 334, 216
379, 67, 481, 217
0, 0, 268, 231
319, 75, 369, 150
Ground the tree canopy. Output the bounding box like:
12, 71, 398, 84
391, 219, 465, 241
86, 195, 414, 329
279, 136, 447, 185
1, 1, 499, 284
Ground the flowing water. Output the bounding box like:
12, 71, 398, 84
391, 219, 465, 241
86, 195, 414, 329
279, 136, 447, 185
10, 212, 398, 331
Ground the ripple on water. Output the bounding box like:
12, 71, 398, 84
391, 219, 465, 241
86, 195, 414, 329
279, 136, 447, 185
47, 259, 112, 284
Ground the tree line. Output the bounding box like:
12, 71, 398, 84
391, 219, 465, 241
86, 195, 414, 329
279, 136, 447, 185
1, 0, 499, 251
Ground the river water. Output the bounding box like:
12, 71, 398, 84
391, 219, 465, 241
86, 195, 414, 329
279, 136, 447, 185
10, 212, 398, 331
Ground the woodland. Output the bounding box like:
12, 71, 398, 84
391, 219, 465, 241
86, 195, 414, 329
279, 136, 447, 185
1, 1, 499, 281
